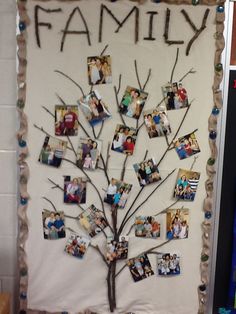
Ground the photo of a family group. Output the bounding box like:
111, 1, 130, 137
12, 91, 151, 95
77, 138, 102, 171
111, 124, 137, 155
106, 236, 129, 262
38, 135, 67, 168
79, 204, 107, 237
157, 253, 180, 276
119, 86, 148, 119
64, 176, 87, 204
174, 132, 200, 160
65, 232, 90, 259
135, 216, 160, 238
55, 105, 78, 136
87, 55, 112, 85
174, 169, 200, 201
166, 208, 189, 240
78, 90, 111, 126
104, 178, 132, 209
133, 158, 161, 187
162, 82, 189, 110
144, 108, 171, 138
42, 211, 66, 240
127, 254, 154, 282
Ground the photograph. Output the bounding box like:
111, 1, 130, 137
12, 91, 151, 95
174, 132, 200, 160
42, 211, 66, 240
104, 178, 132, 209
143, 108, 171, 138
79, 204, 108, 238
65, 232, 90, 259
77, 138, 102, 171
127, 254, 154, 282
166, 208, 189, 240
87, 55, 112, 85
38, 135, 67, 168
111, 124, 137, 155
133, 158, 161, 187
135, 216, 160, 238
78, 90, 111, 127
106, 235, 129, 263
157, 253, 180, 276
174, 169, 200, 201
55, 105, 78, 136
119, 86, 148, 119
64, 176, 87, 204
162, 82, 189, 110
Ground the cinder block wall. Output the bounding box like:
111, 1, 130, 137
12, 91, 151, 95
0, 1, 18, 313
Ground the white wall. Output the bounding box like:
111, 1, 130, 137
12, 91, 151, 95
0, 0, 18, 313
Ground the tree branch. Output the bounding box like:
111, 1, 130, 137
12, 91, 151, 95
55, 70, 85, 97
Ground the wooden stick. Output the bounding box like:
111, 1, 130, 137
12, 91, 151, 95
55, 70, 85, 97
100, 44, 109, 56
170, 48, 179, 83
134, 60, 142, 90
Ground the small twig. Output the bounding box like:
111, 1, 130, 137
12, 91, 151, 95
34, 124, 50, 137
42, 106, 55, 118
90, 84, 94, 94
179, 68, 196, 82
142, 68, 152, 91
66, 135, 77, 158
56, 94, 67, 106
105, 142, 111, 170
164, 133, 170, 147
92, 125, 97, 139
170, 48, 179, 83
190, 156, 199, 171
134, 60, 142, 90
55, 70, 85, 97
153, 200, 180, 217
48, 178, 64, 191
126, 224, 135, 236
114, 86, 126, 126
100, 153, 110, 185
100, 44, 109, 56
143, 149, 148, 161
77, 120, 91, 138
90, 244, 109, 267
117, 74, 122, 95
120, 154, 128, 182
97, 121, 105, 139
42, 197, 58, 212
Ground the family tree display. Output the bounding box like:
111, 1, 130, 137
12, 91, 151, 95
17, 0, 225, 313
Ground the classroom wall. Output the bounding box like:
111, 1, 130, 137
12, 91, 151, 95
0, 0, 18, 313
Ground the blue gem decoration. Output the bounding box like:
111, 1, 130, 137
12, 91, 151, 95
19, 311, 27, 314
205, 211, 212, 219
19, 139, 27, 148
217, 5, 224, 13
212, 107, 220, 116
20, 198, 28, 205
19, 21, 26, 32
209, 131, 217, 140
20, 292, 27, 300
152, 0, 161, 3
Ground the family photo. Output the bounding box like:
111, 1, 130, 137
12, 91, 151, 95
174, 169, 200, 201
127, 254, 154, 282
119, 86, 148, 119
162, 82, 189, 110
65, 233, 90, 259
42, 211, 66, 240
166, 208, 189, 240
111, 124, 137, 155
135, 216, 160, 238
106, 236, 129, 262
78, 90, 111, 126
79, 204, 108, 238
157, 253, 180, 276
64, 176, 87, 204
55, 105, 78, 136
38, 135, 67, 168
133, 158, 161, 187
144, 108, 171, 138
174, 132, 200, 160
77, 138, 102, 171
87, 55, 112, 85
104, 178, 132, 209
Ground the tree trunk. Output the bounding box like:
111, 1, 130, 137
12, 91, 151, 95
107, 260, 117, 312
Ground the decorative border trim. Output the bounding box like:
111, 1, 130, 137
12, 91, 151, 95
16, 1, 225, 314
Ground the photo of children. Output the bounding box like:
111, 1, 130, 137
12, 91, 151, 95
104, 178, 132, 209
133, 158, 161, 187
143, 108, 171, 138
65, 232, 90, 259
111, 124, 137, 156
42, 211, 66, 240
87, 55, 112, 85
162, 82, 189, 110
77, 138, 102, 171
119, 86, 148, 119
157, 253, 180, 276
174, 132, 200, 160
79, 204, 108, 238
127, 254, 154, 282
55, 105, 78, 136
166, 208, 189, 240
64, 176, 87, 204
135, 216, 160, 238
106, 235, 129, 263
38, 135, 67, 168
174, 169, 200, 201
78, 90, 111, 127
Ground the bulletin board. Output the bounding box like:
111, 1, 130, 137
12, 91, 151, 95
16, 0, 225, 313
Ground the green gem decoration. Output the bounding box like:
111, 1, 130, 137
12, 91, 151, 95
192, 0, 199, 5
17, 99, 25, 109
201, 254, 209, 262
215, 63, 223, 72
20, 268, 28, 276
207, 158, 215, 166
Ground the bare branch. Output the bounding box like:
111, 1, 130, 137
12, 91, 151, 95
134, 60, 142, 90
142, 68, 152, 91
42, 196, 57, 212
114, 86, 126, 126
170, 48, 179, 83
179, 68, 196, 82
90, 244, 109, 267
55, 70, 85, 98
100, 44, 109, 56
120, 154, 128, 182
